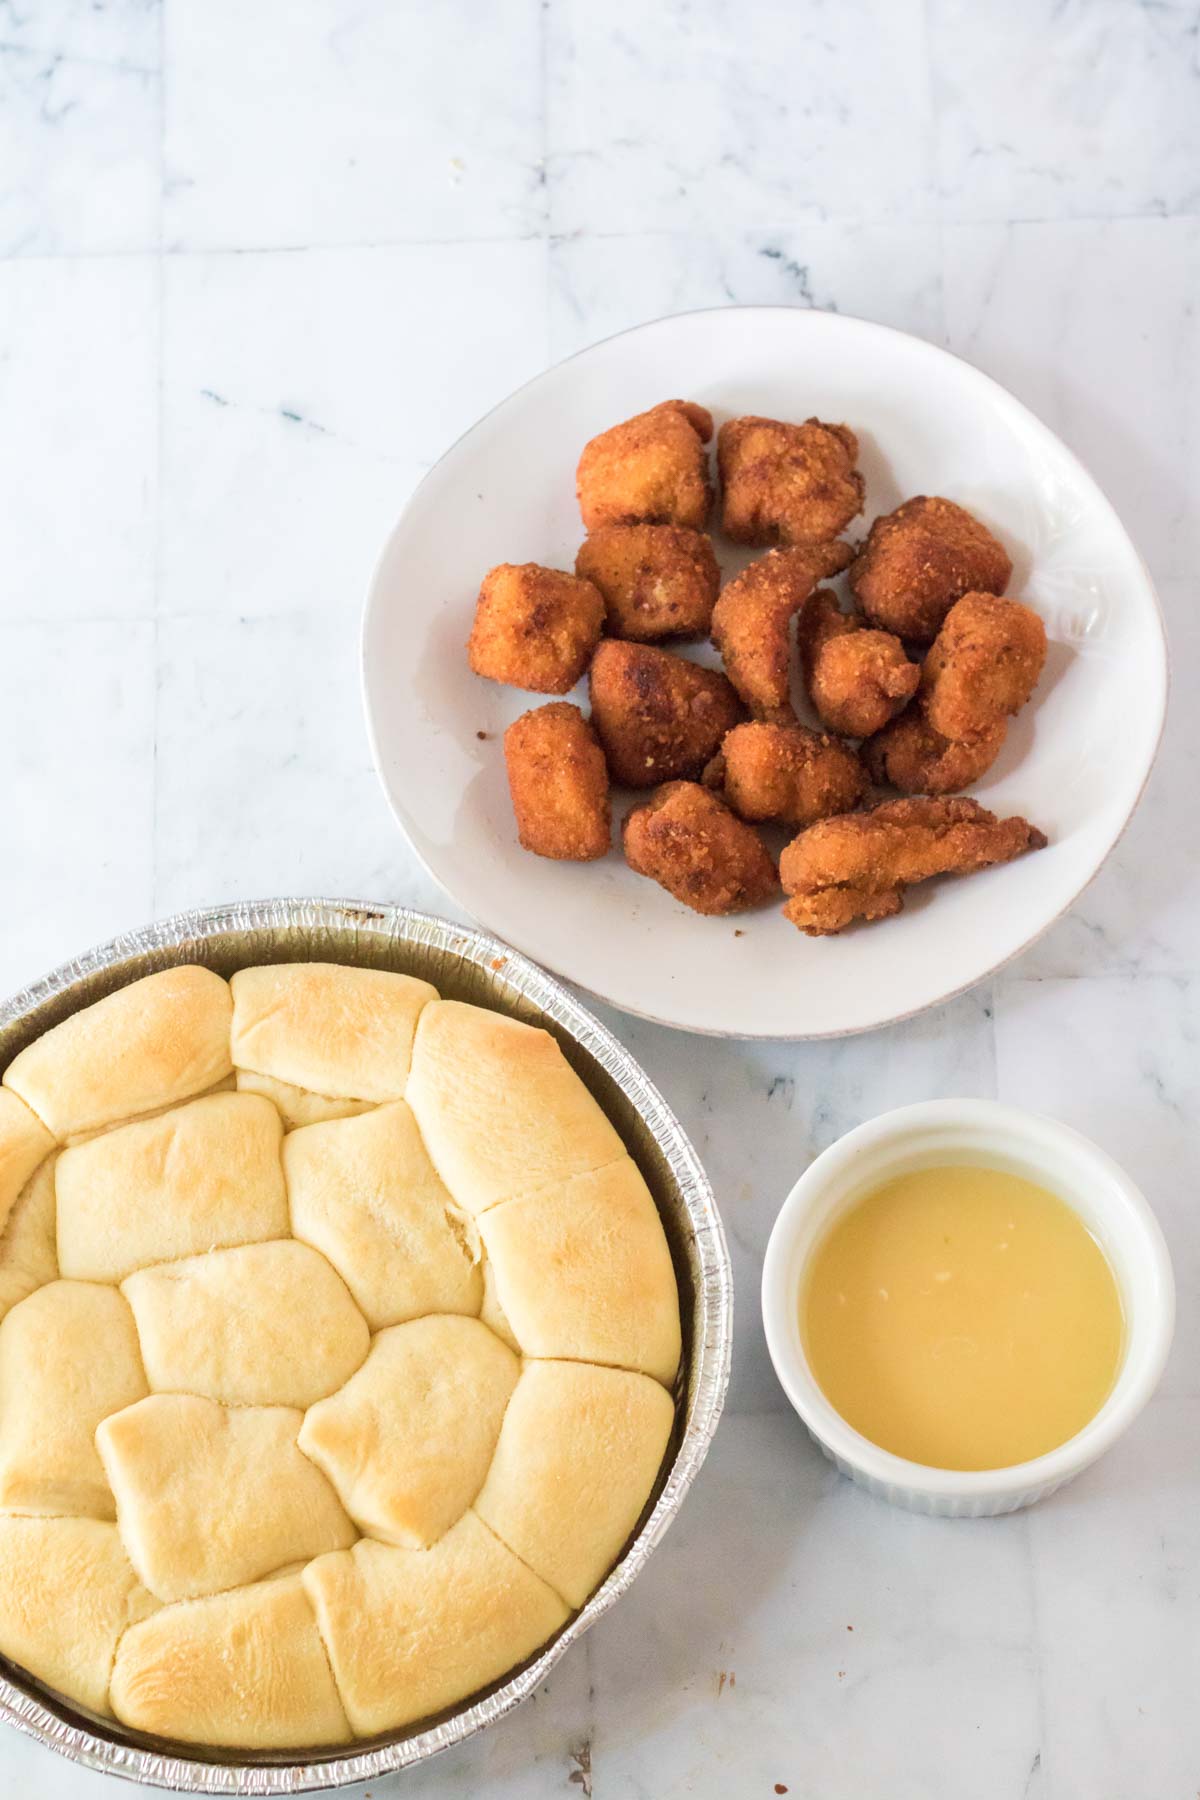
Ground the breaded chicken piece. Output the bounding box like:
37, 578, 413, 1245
623, 782, 778, 916
718, 416, 864, 547
468, 563, 604, 694
504, 702, 611, 861
575, 524, 720, 642
576, 400, 714, 532
921, 592, 1047, 740
863, 705, 1008, 796
588, 640, 743, 788
710, 543, 853, 722
849, 497, 1012, 644
780, 796, 1047, 936
703, 720, 867, 828
797, 588, 920, 738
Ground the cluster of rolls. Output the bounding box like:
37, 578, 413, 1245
0, 962, 680, 1749
467, 400, 1049, 934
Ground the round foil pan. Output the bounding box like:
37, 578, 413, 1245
0, 899, 732, 1794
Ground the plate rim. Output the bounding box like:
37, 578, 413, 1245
361, 303, 1170, 1041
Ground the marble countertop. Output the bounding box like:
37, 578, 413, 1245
1, 3, 1197, 1796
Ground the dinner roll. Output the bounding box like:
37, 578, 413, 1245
111, 1573, 351, 1748
475, 1360, 675, 1606
0, 1516, 157, 1717
300, 1316, 519, 1548
0, 1157, 57, 1325
230, 962, 436, 1101
479, 1157, 681, 1385
122, 1240, 369, 1408
284, 1100, 481, 1328
2, 965, 232, 1140
56, 1091, 288, 1283
405, 1001, 624, 1215
97, 1394, 356, 1602
303, 1514, 568, 1736
0, 1280, 146, 1518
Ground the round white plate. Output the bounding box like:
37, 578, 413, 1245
362, 307, 1167, 1039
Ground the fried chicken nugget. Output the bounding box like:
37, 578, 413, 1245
504, 702, 611, 861
588, 640, 744, 788
710, 543, 853, 722
863, 706, 1008, 796
704, 721, 867, 828
468, 563, 604, 694
718, 416, 864, 547
576, 400, 714, 533
797, 588, 920, 738
575, 524, 720, 642
623, 781, 779, 916
780, 796, 1047, 936
849, 496, 1013, 644
921, 592, 1047, 740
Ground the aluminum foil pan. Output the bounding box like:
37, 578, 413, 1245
0, 899, 732, 1794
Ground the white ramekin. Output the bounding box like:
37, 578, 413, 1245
761, 1099, 1175, 1517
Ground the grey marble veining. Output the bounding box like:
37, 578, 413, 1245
0, 2, 1197, 1795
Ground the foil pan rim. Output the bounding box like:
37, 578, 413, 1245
0, 898, 732, 1794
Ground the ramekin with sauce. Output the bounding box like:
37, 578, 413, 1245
761, 1100, 1175, 1518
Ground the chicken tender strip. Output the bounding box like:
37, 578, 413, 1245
711, 543, 853, 722
780, 796, 1047, 936
863, 706, 1007, 796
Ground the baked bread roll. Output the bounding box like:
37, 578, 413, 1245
300, 1315, 519, 1548
96, 1393, 356, 1602
122, 1239, 369, 1408
111, 1573, 350, 1748
284, 1100, 481, 1328
2, 965, 232, 1140
479, 1158, 681, 1385
0, 1515, 157, 1716
303, 1514, 569, 1736
475, 1360, 675, 1607
230, 963, 436, 1101
406, 1001, 625, 1214
56, 1091, 288, 1283
0, 1280, 146, 1518
0, 1158, 57, 1324
0, 1088, 54, 1232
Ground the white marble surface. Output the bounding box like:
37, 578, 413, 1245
1, 3, 1197, 1796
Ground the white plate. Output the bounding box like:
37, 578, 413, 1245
362, 307, 1167, 1039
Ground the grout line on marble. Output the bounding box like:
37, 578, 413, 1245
5, 210, 1200, 272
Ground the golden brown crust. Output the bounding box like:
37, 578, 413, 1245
921, 592, 1047, 739
504, 702, 611, 861
2, 966, 233, 1142
467, 562, 605, 694
780, 796, 1046, 935
705, 720, 867, 826
575, 524, 720, 641
230, 963, 436, 1102
588, 640, 743, 787
849, 496, 1013, 644
863, 705, 1007, 795
797, 589, 919, 738
622, 781, 779, 915
718, 415, 864, 546
710, 544, 853, 721
576, 400, 713, 532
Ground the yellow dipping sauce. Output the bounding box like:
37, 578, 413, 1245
802, 1165, 1124, 1471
